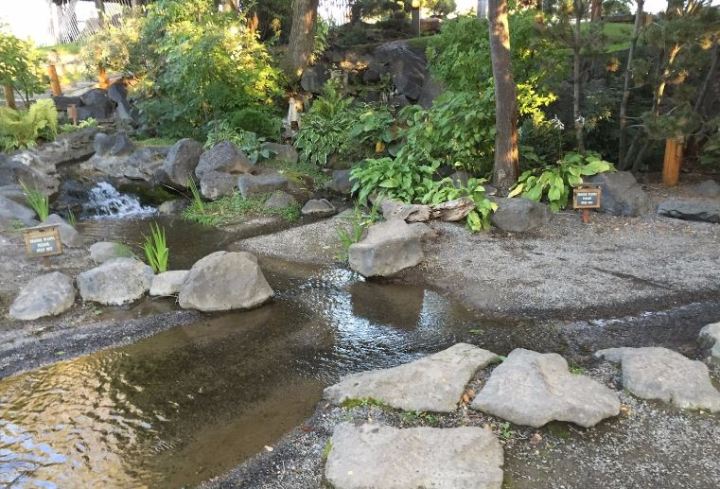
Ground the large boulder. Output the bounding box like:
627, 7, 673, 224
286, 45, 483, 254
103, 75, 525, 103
163, 138, 203, 187
195, 141, 253, 178
199, 171, 235, 201
585, 171, 652, 217
329, 169, 352, 195
0, 195, 37, 227
472, 349, 621, 428
699, 322, 720, 365
0, 157, 59, 196
596, 347, 720, 412
77, 88, 114, 120
107, 82, 133, 121
371, 41, 428, 102
348, 219, 424, 277
89, 241, 135, 264
178, 251, 273, 311
77, 258, 154, 306
264, 190, 297, 210
300, 64, 330, 94
237, 173, 289, 198
491, 197, 551, 233
691, 179, 720, 198
150, 270, 189, 296
324, 343, 500, 412
657, 199, 720, 224
43, 214, 82, 248
9, 272, 76, 320
89, 134, 167, 184
325, 423, 504, 489
261, 142, 298, 164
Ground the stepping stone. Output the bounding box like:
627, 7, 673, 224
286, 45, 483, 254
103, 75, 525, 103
9, 272, 75, 320
699, 323, 720, 365
596, 347, 720, 412
325, 423, 503, 489
324, 343, 500, 412
348, 218, 423, 277
657, 199, 720, 224
472, 349, 620, 428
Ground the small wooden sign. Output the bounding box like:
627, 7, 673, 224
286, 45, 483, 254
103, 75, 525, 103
23, 225, 63, 258
573, 186, 602, 209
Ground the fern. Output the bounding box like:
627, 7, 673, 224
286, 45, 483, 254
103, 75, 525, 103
0, 99, 58, 151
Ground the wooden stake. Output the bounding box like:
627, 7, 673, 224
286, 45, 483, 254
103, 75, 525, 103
68, 104, 78, 125
582, 208, 590, 224
3, 85, 16, 109
662, 137, 683, 187
48, 64, 62, 96
98, 65, 109, 90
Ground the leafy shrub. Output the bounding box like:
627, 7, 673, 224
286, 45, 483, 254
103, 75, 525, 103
142, 222, 169, 273
228, 108, 282, 140
60, 117, 98, 134
0, 99, 59, 152
0, 31, 47, 104
509, 152, 614, 211
205, 120, 275, 164
80, 16, 142, 75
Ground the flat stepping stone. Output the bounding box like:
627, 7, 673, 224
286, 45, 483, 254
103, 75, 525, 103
699, 323, 720, 365
472, 348, 620, 428
324, 343, 500, 412
325, 423, 503, 489
596, 347, 720, 412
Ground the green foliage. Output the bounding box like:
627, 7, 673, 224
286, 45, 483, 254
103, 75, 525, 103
295, 82, 394, 166
205, 120, 275, 164
228, 107, 282, 140
187, 178, 205, 212
80, 16, 142, 74
0, 31, 46, 104
183, 192, 300, 227
321, 440, 333, 461
336, 204, 380, 260
0, 99, 59, 152
59, 117, 98, 134
66, 209, 77, 228
400, 410, 440, 426
19, 180, 49, 221
142, 222, 169, 273
509, 152, 614, 211
340, 397, 390, 409
498, 422, 514, 441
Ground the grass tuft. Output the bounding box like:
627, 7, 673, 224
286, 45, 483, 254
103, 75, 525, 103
142, 222, 169, 273
183, 192, 300, 227
19, 180, 49, 221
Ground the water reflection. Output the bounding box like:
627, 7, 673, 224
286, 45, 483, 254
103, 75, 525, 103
0, 266, 481, 488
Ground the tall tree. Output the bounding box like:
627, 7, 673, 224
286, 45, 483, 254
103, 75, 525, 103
286, 0, 320, 79
488, 0, 520, 191
618, 0, 644, 167
572, 0, 586, 152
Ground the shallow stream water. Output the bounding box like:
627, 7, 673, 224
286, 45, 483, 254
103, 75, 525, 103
1, 217, 718, 488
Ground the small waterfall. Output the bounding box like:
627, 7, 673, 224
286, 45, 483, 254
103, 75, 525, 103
84, 182, 157, 219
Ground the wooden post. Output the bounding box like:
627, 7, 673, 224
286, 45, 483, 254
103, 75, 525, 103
48, 64, 62, 96
3, 85, 16, 109
68, 104, 78, 125
662, 137, 683, 187
98, 65, 109, 90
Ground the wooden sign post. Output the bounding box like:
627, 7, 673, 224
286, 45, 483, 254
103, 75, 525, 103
22, 225, 63, 266
572, 185, 602, 224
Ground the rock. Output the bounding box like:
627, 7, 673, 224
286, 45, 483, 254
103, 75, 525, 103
149, 270, 189, 296
0, 184, 25, 204
237, 173, 289, 198
178, 251, 273, 312
110, 132, 135, 156
430, 197, 475, 222
9, 272, 76, 320
324, 343, 500, 412
380, 198, 431, 222
472, 349, 620, 428
265, 190, 297, 209
199, 171, 235, 201
0, 157, 59, 196
329, 169, 352, 194
408, 222, 437, 241
89, 146, 168, 183
107, 82, 133, 121
691, 179, 720, 198
196, 141, 253, 178
325, 423, 503, 489
348, 218, 424, 277
699, 323, 720, 364
93, 132, 114, 156
52, 95, 82, 112
657, 199, 720, 224
596, 347, 720, 412
585, 171, 652, 217
43, 214, 82, 248
77, 88, 114, 120
491, 198, 551, 233
33, 127, 98, 166
163, 138, 203, 187
261, 142, 298, 164
371, 41, 427, 102
158, 199, 187, 215
301, 198, 336, 217
89, 241, 134, 264
0, 195, 37, 227
77, 258, 154, 306
300, 64, 330, 94
418, 75, 444, 109
79, 87, 109, 107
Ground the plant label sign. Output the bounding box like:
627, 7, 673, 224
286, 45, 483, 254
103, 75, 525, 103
573, 186, 602, 209
23, 225, 63, 258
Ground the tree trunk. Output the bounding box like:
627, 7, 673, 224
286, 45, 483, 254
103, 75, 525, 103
94, 0, 105, 27
694, 37, 719, 115
590, 0, 602, 21
3, 85, 16, 110
286, 0, 320, 79
618, 0, 644, 168
572, 0, 585, 153
488, 0, 520, 192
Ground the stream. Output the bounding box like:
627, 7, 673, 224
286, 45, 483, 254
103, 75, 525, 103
1, 187, 718, 488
